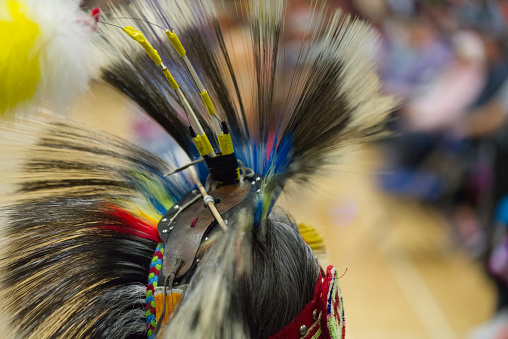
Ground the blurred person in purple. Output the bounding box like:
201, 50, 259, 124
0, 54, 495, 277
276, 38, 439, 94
379, 12, 453, 100
403, 30, 485, 132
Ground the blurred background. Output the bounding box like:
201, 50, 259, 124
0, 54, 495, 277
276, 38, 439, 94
77, 0, 508, 338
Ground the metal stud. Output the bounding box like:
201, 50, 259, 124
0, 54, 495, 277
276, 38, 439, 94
256, 189, 261, 193
161, 218, 167, 222
312, 309, 319, 320
196, 258, 200, 263
205, 237, 209, 241
174, 205, 180, 210
256, 177, 261, 182
299, 325, 308, 336
251, 181, 256, 185
169, 226, 174, 230
162, 229, 168, 234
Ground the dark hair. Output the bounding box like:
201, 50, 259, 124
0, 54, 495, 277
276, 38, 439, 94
239, 208, 319, 338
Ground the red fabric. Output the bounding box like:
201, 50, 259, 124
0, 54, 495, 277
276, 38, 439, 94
269, 271, 323, 339
268, 265, 346, 339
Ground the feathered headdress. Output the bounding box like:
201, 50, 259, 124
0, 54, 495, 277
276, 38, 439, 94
0, 0, 394, 338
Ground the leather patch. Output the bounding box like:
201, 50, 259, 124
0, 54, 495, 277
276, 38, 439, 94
159, 180, 251, 280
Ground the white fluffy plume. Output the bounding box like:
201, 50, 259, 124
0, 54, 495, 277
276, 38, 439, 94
0, 0, 100, 115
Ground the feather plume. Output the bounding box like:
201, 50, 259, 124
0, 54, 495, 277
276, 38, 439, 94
0, 115, 191, 338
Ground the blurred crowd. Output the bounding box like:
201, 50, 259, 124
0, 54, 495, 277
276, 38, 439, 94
352, 0, 508, 337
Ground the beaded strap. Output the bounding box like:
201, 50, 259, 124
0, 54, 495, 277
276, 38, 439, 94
146, 242, 165, 339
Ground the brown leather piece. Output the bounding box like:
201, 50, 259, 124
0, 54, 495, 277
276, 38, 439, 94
161, 180, 251, 279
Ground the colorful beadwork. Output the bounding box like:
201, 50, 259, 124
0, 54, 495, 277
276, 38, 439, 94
146, 242, 165, 339
321, 266, 346, 339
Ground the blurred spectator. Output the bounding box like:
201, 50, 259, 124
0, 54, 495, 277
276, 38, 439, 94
453, 0, 506, 36
403, 30, 485, 132
463, 74, 508, 339
380, 14, 452, 100
461, 78, 508, 139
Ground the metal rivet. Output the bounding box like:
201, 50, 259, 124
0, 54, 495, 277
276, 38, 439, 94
224, 220, 228, 225
251, 181, 256, 185
299, 325, 308, 336
312, 309, 319, 320
169, 226, 174, 230
256, 177, 261, 182
196, 259, 200, 263
205, 237, 209, 241
256, 189, 260, 193
174, 205, 180, 210
161, 218, 167, 222
192, 189, 198, 194
162, 229, 168, 234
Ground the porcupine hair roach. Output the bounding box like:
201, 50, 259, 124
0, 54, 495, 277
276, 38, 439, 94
0, 0, 394, 338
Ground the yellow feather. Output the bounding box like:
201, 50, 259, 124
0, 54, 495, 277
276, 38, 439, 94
298, 223, 326, 251
0, 0, 41, 115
